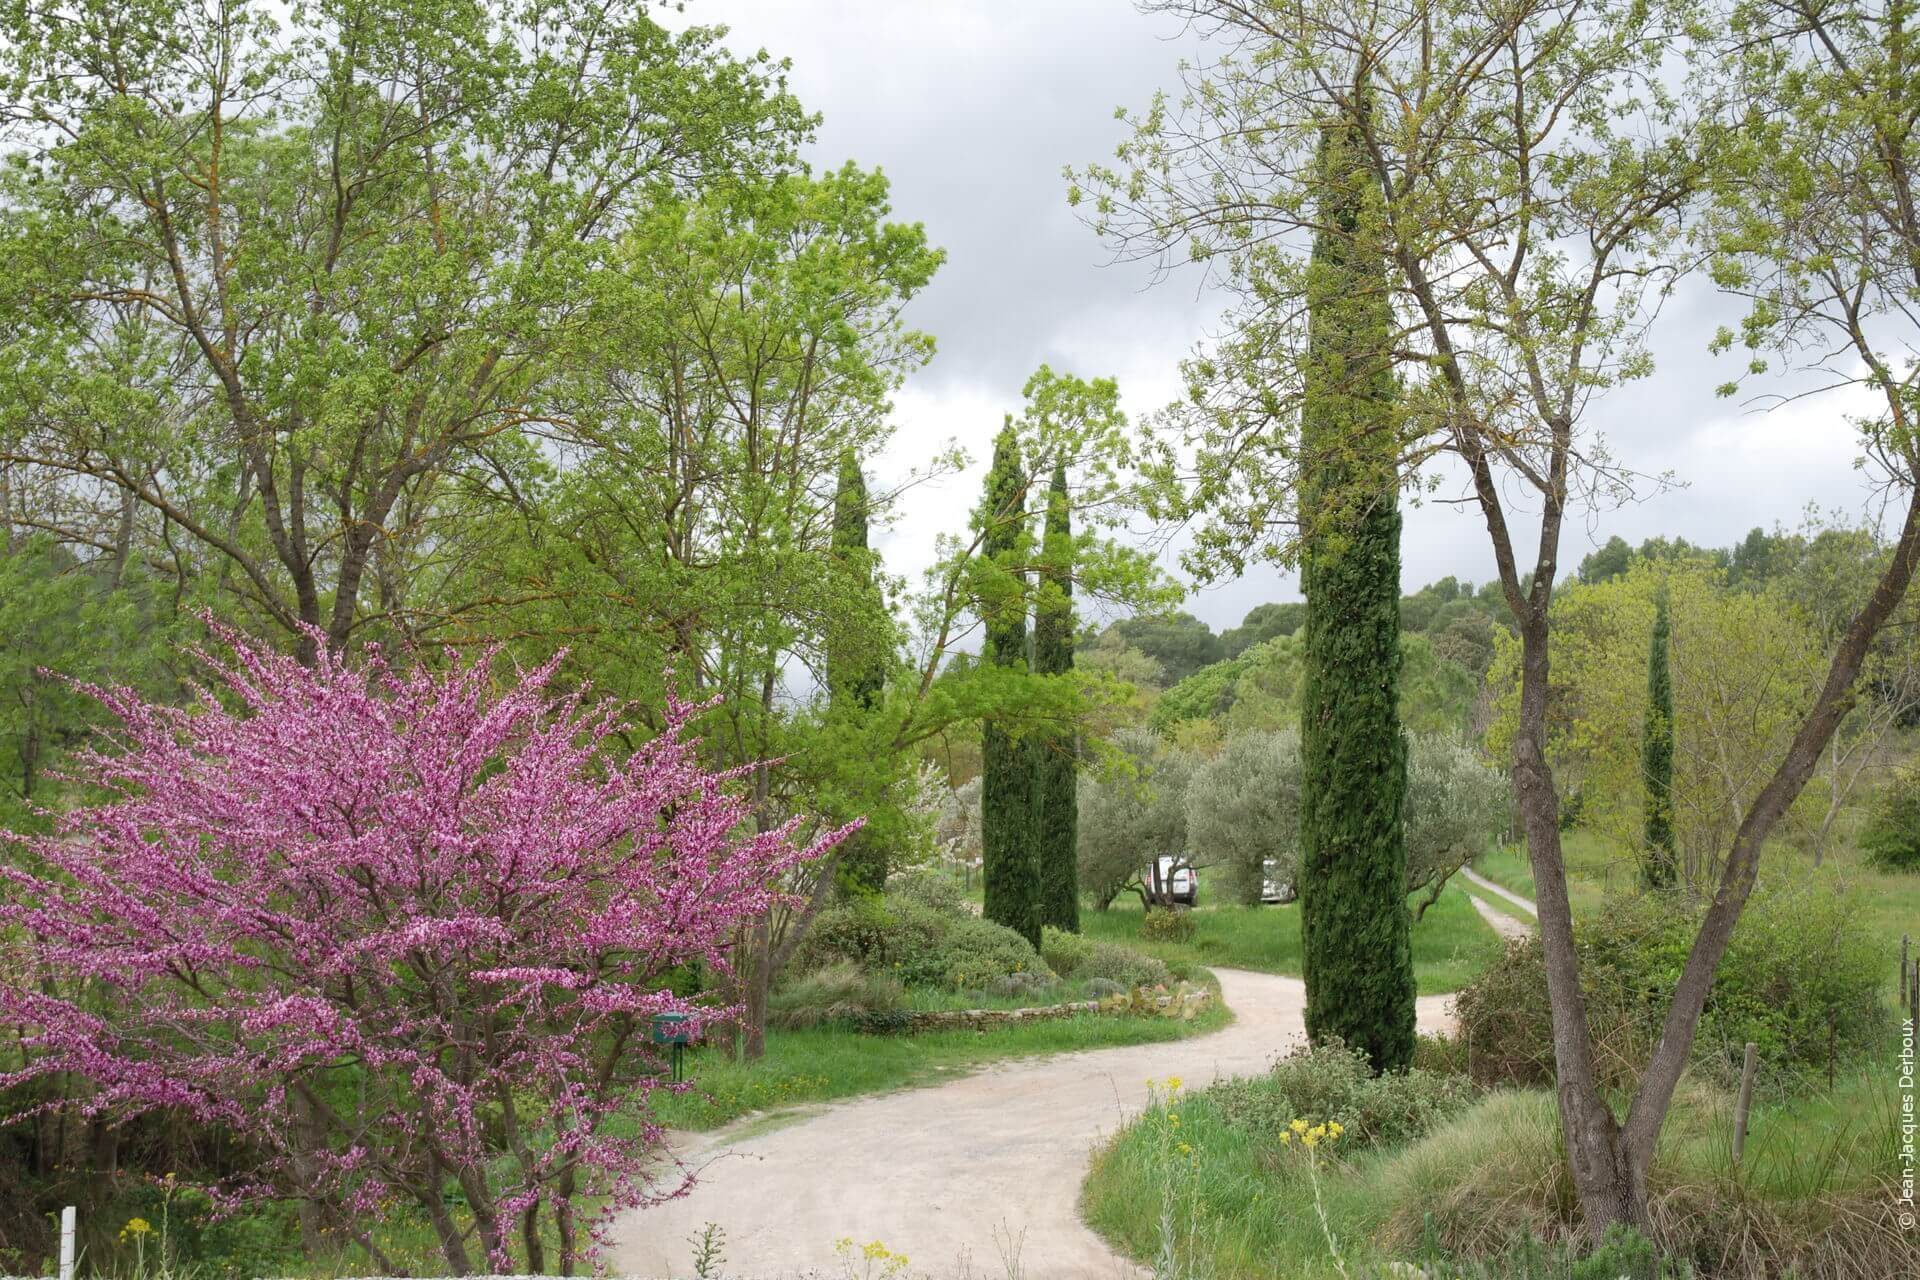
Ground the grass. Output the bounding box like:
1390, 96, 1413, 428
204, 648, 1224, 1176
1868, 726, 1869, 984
1082, 1071, 1906, 1280
1080, 883, 1505, 995
652, 974, 1230, 1131
1475, 828, 1920, 993
1471, 830, 1617, 919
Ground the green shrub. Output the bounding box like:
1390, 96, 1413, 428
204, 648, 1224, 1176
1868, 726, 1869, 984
1206, 1038, 1477, 1151
1085, 977, 1126, 999
1859, 765, 1920, 871
1077, 939, 1173, 990
794, 895, 948, 978
989, 970, 1058, 1002
887, 866, 972, 914
1140, 907, 1196, 944
1042, 924, 1094, 975
935, 915, 1051, 990
769, 961, 905, 1030
1454, 881, 1889, 1089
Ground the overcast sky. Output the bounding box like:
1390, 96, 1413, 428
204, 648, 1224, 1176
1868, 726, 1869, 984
671, 0, 1886, 633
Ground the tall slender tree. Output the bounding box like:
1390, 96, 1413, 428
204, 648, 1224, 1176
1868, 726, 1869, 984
1297, 109, 1417, 1073
980, 424, 1041, 947
1034, 460, 1080, 931
1642, 590, 1677, 887
829, 450, 892, 894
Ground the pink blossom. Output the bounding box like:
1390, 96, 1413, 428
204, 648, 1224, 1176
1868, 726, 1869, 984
0, 624, 852, 1273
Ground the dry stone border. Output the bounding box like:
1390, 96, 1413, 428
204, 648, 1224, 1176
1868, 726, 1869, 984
873, 982, 1212, 1034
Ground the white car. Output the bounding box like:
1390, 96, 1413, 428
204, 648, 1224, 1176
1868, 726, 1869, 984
1261, 859, 1296, 904
1147, 855, 1198, 906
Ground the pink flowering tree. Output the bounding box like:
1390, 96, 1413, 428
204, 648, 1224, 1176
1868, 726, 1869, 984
0, 628, 850, 1274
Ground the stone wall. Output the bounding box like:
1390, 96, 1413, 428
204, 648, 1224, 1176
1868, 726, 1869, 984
858, 983, 1213, 1035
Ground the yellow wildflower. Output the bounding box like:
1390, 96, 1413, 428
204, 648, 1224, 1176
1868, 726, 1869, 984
120, 1218, 153, 1241
1290, 1118, 1309, 1135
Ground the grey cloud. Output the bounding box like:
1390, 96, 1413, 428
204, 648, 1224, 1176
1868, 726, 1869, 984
681, 2, 1890, 635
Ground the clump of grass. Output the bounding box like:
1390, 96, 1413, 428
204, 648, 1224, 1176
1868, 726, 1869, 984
768, 961, 905, 1030
1087, 1070, 1904, 1279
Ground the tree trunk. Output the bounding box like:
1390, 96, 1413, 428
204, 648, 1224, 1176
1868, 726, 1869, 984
743, 916, 771, 1062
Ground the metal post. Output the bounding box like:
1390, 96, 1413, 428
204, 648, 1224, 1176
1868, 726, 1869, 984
58, 1205, 75, 1280
1732, 1042, 1759, 1165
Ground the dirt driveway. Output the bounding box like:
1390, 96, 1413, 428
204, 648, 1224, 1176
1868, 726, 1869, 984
608, 969, 1457, 1279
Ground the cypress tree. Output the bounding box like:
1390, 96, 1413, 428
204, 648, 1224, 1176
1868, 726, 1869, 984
1298, 106, 1417, 1073
1034, 460, 1079, 932
981, 425, 1041, 947
829, 450, 889, 895
1642, 590, 1677, 888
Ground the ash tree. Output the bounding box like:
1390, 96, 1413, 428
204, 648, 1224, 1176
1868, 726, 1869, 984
0, 0, 807, 661
0, 627, 847, 1275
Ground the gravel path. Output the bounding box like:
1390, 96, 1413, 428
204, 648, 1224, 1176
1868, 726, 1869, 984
608, 970, 1457, 1280
1458, 867, 1539, 918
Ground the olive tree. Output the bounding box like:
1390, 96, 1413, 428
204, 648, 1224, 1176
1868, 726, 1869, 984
1186, 730, 1505, 912
1185, 730, 1302, 905
1077, 728, 1196, 909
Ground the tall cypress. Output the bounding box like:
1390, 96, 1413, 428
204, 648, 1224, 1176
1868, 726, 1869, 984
1641, 590, 1677, 888
1034, 460, 1079, 932
829, 450, 889, 895
1298, 105, 1417, 1073
981, 424, 1041, 947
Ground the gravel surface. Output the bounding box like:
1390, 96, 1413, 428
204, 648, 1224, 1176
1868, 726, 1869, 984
608, 968, 1459, 1280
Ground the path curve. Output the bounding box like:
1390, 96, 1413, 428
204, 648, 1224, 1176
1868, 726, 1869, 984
609, 970, 1455, 1280
1458, 867, 1539, 918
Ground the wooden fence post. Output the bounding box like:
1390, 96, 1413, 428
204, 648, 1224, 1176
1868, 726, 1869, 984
1732, 1042, 1759, 1166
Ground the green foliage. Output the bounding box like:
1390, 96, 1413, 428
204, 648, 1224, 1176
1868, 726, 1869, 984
1186, 730, 1303, 904
1079, 947, 1176, 991
830, 450, 895, 895
1643, 591, 1677, 887
1489, 560, 1828, 881
1103, 611, 1225, 686
1034, 460, 1080, 931
1859, 764, 1920, 871
1454, 881, 1889, 1089
1077, 728, 1196, 909
886, 866, 972, 915
769, 962, 907, 1031
1041, 925, 1174, 990
936, 915, 1053, 990
1139, 908, 1196, 944
1298, 111, 1415, 1074
979, 423, 1041, 948
1040, 925, 1094, 975
795, 891, 1048, 992
0, 0, 817, 657
1153, 632, 1478, 738
1220, 601, 1306, 657
0, 537, 177, 827
1403, 736, 1512, 908
1207, 1039, 1477, 1152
